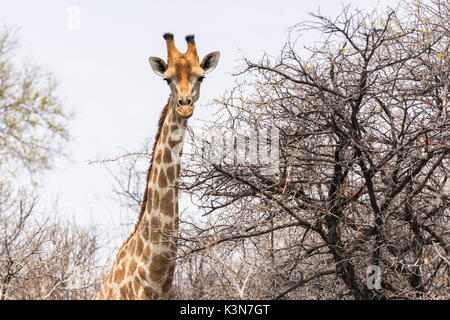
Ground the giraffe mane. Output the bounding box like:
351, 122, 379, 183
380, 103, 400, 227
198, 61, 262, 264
119, 97, 171, 250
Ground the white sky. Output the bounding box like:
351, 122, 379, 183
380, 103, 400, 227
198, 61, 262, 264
0, 0, 400, 241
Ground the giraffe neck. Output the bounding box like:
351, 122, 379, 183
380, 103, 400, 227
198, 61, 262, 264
140, 97, 187, 297
95, 98, 187, 300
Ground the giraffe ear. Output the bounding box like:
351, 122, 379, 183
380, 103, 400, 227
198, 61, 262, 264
200, 51, 220, 74
149, 57, 168, 77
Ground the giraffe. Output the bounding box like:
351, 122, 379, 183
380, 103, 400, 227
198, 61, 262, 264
95, 33, 220, 300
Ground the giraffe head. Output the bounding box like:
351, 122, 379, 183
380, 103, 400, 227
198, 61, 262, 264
149, 33, 220, 118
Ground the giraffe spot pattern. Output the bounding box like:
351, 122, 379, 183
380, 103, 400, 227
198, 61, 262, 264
128, 238, 136, 255
143, 245, 150, 260
150, 217, 161, 243
149, 254, 169, 282
127, 282, 134, 299
153, 190, 160, 209
162, 264, 175, 293
128, 259, 137, 275
168, 137, 179, 148
114, 265, 125, 283
144, 286, 154, 298
136, 236, 144, 257
138, 266, 147, 280
161, 125, 168, 142
155, 149, 162, 164
160, 190, 174, 217
141, 223, 149, 239
120, 285, 129, 298
166, 165, 175, 182
158, 169, 168, 188
163, 147, 172, 163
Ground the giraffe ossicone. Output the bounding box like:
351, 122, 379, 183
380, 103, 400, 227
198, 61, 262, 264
95, 33, 220, 300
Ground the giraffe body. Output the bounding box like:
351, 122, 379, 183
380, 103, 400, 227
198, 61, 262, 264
95, 33, 219, 300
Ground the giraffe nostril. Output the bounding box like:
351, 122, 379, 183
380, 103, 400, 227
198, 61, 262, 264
178, 98, 192, 106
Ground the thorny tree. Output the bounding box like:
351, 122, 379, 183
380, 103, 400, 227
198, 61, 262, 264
0, 187, 103, 300
107, 0, 449, 299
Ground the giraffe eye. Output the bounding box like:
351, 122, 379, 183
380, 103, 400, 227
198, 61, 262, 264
163, 78, 171, 84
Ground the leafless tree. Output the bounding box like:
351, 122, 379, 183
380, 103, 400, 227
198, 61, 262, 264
0, 186, 104, 300
105, 0, 449, 300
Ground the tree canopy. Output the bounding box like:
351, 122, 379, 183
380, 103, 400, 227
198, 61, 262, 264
0, 28, 71, 181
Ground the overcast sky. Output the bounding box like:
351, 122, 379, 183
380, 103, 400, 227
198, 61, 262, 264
0, 0, 400, 238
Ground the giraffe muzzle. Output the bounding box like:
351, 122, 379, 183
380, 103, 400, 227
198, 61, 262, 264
175, 103, 194, 118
